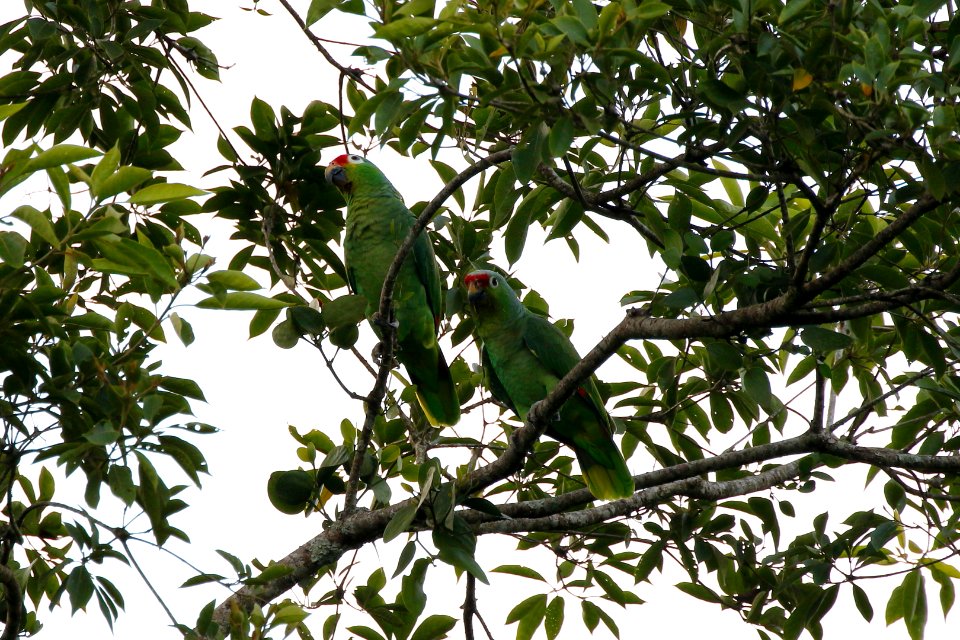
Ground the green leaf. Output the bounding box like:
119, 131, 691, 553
25, 144, 100, 171
634, 0, 671, 19
507, 594, 547, 639
206, 270, 261, 291
306, 0, 341, 25
544, 596, 565, 640
410, 615, 457, 640
347, 627, 387, 640
902, 571, 927, 640
12, 205, 59, 247
159, 376, 206, 400
675, 582, 721, 603
779, 0, 812, 25
433, 517, 488, 584
491, 565, 547, 582
552, 15, 590, 45
0, 231, 27, 268
66, 566, 95, 613
373, 17, 436, 41
430, 160, 465, 210
383, 503, 417, 542
129, 182, 207, 206
320, 294, 367, 328
742, 366, 772, 411
197, 292, 294, 310
249, 97, 277, 138
94, 166, 152, 200
800, 326, 853, 352
170, 312, 195, 346
851, 583, 874, 621
181, 573, 227, 588
548, 117, 575, 158
94, 237, 178, 288
90, 145, 121, 192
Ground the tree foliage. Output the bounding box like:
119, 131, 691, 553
3, 0, 960, 639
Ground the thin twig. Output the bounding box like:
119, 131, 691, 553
276, 0, 375, 93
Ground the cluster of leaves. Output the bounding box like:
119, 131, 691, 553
0, 0, 219, 633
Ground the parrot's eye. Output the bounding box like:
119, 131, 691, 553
349, 154, 363, 162
491, 277, 499, 287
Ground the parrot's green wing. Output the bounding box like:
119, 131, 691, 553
345, 263, 359, 296
412, 230, 443, 327
522, 314, 613, 433
481, 345, 519, 415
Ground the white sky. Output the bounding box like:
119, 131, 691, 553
1, 1, 956, 638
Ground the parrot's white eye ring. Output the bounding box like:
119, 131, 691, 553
349, 154, 363, 162
491, 277, 499, 287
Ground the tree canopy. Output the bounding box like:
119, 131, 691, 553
2, 0, 960, 639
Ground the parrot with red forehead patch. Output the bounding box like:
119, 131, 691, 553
465, 270, 633, 500
324, 154, 460, 426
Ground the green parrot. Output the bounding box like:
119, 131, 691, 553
465, 270, 633, 500
325, 154, 460, 426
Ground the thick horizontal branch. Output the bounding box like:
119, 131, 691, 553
474, 459, 808, 535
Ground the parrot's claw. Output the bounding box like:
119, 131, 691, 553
529, 400, 561, 423
371, 311, 399, 330
371, 342, 399, 368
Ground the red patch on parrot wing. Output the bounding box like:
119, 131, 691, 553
577, 387, 588, 398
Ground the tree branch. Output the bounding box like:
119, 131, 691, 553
0, 565, 21, 640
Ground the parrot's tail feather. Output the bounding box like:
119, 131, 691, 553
577, 449, 634, 501
403, 344, 461, 427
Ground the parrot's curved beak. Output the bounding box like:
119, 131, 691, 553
325, 164, 349, 189
466, 280, 484, 303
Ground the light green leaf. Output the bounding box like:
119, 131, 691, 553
634, 0, 671, 19
91, 145, 121, 192
346, 627, 387, 640
94, 166, 152, 200
306, 0, 341, 25
373, 17, 436, 41
94, 237, 178, 288
410, 615, 457, 640
129, 182, 207, 206
779, 0, 812, 25
491, 565, 547, 582
197, 292, 294, 310
206, 270, 261, 291
25, 145, 100, 171
11, 205, 59, 247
